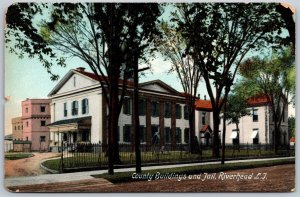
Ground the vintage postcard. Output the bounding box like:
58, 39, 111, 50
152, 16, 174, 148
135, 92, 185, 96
4, 1, 295, 193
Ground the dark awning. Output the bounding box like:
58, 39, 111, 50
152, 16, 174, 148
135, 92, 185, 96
48, 116, 91, 126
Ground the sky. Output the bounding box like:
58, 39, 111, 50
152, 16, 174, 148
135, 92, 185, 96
3, 1, 296, 135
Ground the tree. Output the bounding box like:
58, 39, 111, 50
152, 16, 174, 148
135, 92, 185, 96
171, 3, 287, 157
238, 47, 295, 153
288, 116, 295, 138
5, 3, 161, 174
156, 21, 201, 153
221, 91, 251, 163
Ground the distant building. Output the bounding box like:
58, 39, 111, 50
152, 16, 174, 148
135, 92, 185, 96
22, 98, 51, 151
12, 117, 23, 140
195, 95, 289, 146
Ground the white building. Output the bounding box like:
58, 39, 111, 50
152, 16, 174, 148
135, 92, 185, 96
195, 96, 289, 146
47, 67, 191, 151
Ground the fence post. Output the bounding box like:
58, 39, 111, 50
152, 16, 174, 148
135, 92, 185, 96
59, 140, 64, 173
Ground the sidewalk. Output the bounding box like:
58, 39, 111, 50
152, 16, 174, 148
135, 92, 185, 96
4, 156, 295, 187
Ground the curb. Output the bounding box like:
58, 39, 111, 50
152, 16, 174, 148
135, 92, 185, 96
40, 157, 61, 174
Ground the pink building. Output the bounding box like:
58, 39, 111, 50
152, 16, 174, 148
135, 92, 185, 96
22, 98, 51, 151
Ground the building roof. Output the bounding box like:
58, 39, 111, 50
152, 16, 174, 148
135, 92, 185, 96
195, 99, 213, 111
247, 95, 270, 106
290, 137, 295, 142
48, 67, 184, 98
76, 69, 134, 87
47, 116, 91, 126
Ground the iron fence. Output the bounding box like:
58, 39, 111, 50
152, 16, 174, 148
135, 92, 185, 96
59, 142, 294, 173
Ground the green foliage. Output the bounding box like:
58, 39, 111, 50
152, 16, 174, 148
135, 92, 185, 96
288, 116, 295, 137
5, 153, 34, 160
223, 92, 251, 126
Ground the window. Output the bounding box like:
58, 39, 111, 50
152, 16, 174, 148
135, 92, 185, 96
151, 101, 159, 117
139, 126, 147, 143
123, 97, 131, 115
184, 128, 189, 144
72, 101, 79, 116
25, 108, 28, 113
151, 125, 160, 144
176, 127, 182, 143
252, 109, 258, 122
26, 121, 29, 127
73, 76, 76, 87
82, 131, 90, 141
64, 103, 68, 117
40, 136, 46, 142
63, 133, 67, 141
202, 112, 206, 124
82, 98, 89, 114
40, 106, 46, 112
164, 127, 171, 144
138, 99, 146, 116
252, 129, 259, 144
232, 130, 239, 145
123, 125, 131, 142
184, 105, 189, 120
176, 104, 182, 119
164, 102, 171, 118
14, 126, 17, 130
41, 121, 46, 126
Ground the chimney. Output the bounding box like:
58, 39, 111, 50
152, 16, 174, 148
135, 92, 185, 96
198, 94, 200, 99
76, 67, 85, 72
204, 95, 206, 100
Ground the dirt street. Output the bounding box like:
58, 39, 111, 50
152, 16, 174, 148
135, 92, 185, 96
5, 153, 60, 177
7, 164, 295, 192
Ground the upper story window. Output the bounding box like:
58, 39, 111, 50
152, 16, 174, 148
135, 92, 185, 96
82, 98, 89, 115
138, 99, 146, 116
151, 101, 159, 117
123, 97, 131, 115
176, 104, 182, 119
64, 103, 68, 117
252, 109, 258, 122
184, 105, 189, 120
26, 121, 29, 127
40, 106, 46, 112
25, 108, 28, 113
202, 112, 206, 124
164, 102, 171, 118
72, 101, 79, 116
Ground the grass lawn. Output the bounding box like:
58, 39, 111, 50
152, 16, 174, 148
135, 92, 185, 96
92, 158, 295, 183
5, 153, 34, 160
41, 149, 282, 172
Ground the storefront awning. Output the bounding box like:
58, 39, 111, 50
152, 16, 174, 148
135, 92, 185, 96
250, 130, 258, 139
48, 116, 91, 132
230, 131, 238, 139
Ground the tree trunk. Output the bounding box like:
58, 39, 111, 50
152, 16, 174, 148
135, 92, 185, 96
133, 54, 141, 173
221, 103, 227, 164
189, 107, 196, 153
212, 110, 220, 158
